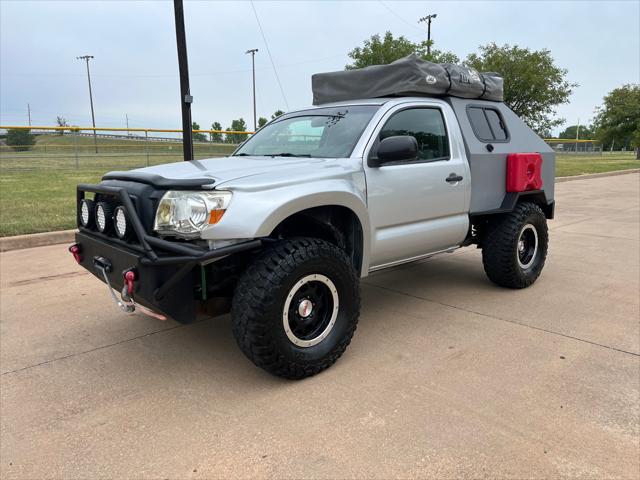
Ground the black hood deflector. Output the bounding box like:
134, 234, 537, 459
102, 171, 215, 189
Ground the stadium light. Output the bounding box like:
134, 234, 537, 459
418, 14, 438, 56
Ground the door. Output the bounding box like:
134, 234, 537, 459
365, 104, 470, 269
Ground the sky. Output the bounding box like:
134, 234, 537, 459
1, 0, 638, 135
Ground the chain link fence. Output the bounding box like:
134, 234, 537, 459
0, 126, 250, 171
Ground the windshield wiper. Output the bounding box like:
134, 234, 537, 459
232, 153, 251, 156
268, 153, 312, 158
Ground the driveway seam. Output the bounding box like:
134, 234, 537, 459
365, 283, 640, 357
0, 323, 186, 377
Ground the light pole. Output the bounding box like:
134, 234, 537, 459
246, 49, 259, 131
76, 55, 98, 153
418, 14, 437, 57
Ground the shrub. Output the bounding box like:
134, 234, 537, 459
6, 128, 36, 151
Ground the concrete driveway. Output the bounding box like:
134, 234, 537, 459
1, 173, 638, 479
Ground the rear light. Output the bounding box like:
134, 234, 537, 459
68, 244, 82, 263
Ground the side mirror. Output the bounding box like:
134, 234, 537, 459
370, 136, 418, 167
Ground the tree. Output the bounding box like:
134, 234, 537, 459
558, 124, 594, 140
209, 121, 223, 143
465, 43, 576, 134
258, 117, 268, 128
592, 84, 640, 155
226, 118, 248, 144
192, 121, 207, 142
56, 116, 68, 135
5, 128, 36, 151
345, 31, 459, 70
271, 110, 285, 120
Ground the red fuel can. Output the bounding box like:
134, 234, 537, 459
506, 153, 543, 192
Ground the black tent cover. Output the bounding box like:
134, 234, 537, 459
312, 53, 503, 105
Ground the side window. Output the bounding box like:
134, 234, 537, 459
467, 106, 509, 142
379, 108, 450, 161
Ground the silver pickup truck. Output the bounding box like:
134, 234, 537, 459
71, 95, 555, 379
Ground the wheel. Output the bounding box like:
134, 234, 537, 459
231, 237, 360, 379
481, 202, 549, 289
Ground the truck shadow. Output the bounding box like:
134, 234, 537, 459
97, 253, 494, 389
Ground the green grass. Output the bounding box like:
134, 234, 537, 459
0, 150, 637, 237
556, 152, 638, 177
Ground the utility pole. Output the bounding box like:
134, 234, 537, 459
173, 0, 193, 161
27, 103, 31, 126
575, 118, 580, 154
246, 48, 259, 131
418, 14, 438, 57
126, 114, 130, 136
77, 55, 98, 153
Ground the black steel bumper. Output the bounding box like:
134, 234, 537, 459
75, 183, 261, 323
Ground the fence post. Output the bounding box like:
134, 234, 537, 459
145, 130, 150, 166
73, 131, 79, 169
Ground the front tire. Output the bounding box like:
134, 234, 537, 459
482, 202, 549, 288
231, 238, 360, 379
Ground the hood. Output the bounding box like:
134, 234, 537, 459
102, 156, 331, 188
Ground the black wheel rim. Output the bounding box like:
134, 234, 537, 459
517, 224, 538, 269
283, 274, 339, 348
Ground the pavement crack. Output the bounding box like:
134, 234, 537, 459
7, 270, 87, 287
0, 323, 187, 376
365, 282, 640, 358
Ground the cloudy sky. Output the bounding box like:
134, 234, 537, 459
1, 0, 638, 134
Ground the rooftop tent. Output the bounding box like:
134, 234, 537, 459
312, 53, 503, 105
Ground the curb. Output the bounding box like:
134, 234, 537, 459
556, 168, 639, 183
0, 229, 77, 253
1, 169, 638, 253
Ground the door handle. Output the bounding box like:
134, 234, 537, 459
446, 173, 463, 183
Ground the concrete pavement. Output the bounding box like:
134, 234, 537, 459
1, 173, 638, 479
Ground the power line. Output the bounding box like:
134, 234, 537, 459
0, 54, 346, 79
378, 1, 425, 33
249, 0, 289, 110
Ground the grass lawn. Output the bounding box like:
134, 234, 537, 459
556, 153, 638, 177
0, 150, 637, 237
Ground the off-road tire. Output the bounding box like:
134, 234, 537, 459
482, 202, 548, 289
231, 237, 360, 379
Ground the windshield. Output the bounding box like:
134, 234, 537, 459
234, 105, 379, 158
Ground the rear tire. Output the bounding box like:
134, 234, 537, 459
231, 237, 360, 379
482, 202, 548, 288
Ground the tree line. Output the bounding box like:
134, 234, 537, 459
345, 32, 639, 153
192, 110, 284, 145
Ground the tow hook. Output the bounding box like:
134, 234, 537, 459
95, 263, 166, 321
123, 269, 137, 297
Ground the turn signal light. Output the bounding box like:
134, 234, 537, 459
208, 210, 226, 225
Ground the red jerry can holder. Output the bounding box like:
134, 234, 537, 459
506, 153, 543, 192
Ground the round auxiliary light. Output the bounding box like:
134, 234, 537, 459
79, 199, 94, 227
113, 206, 129, 239
95, 202, 113, 233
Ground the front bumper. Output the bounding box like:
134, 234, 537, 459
75, 183, 261, 323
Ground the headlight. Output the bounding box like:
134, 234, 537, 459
95, 202, 113, 233
154, 190, 232, 237
113, 206, 129, 239
79, 199, 94, 227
